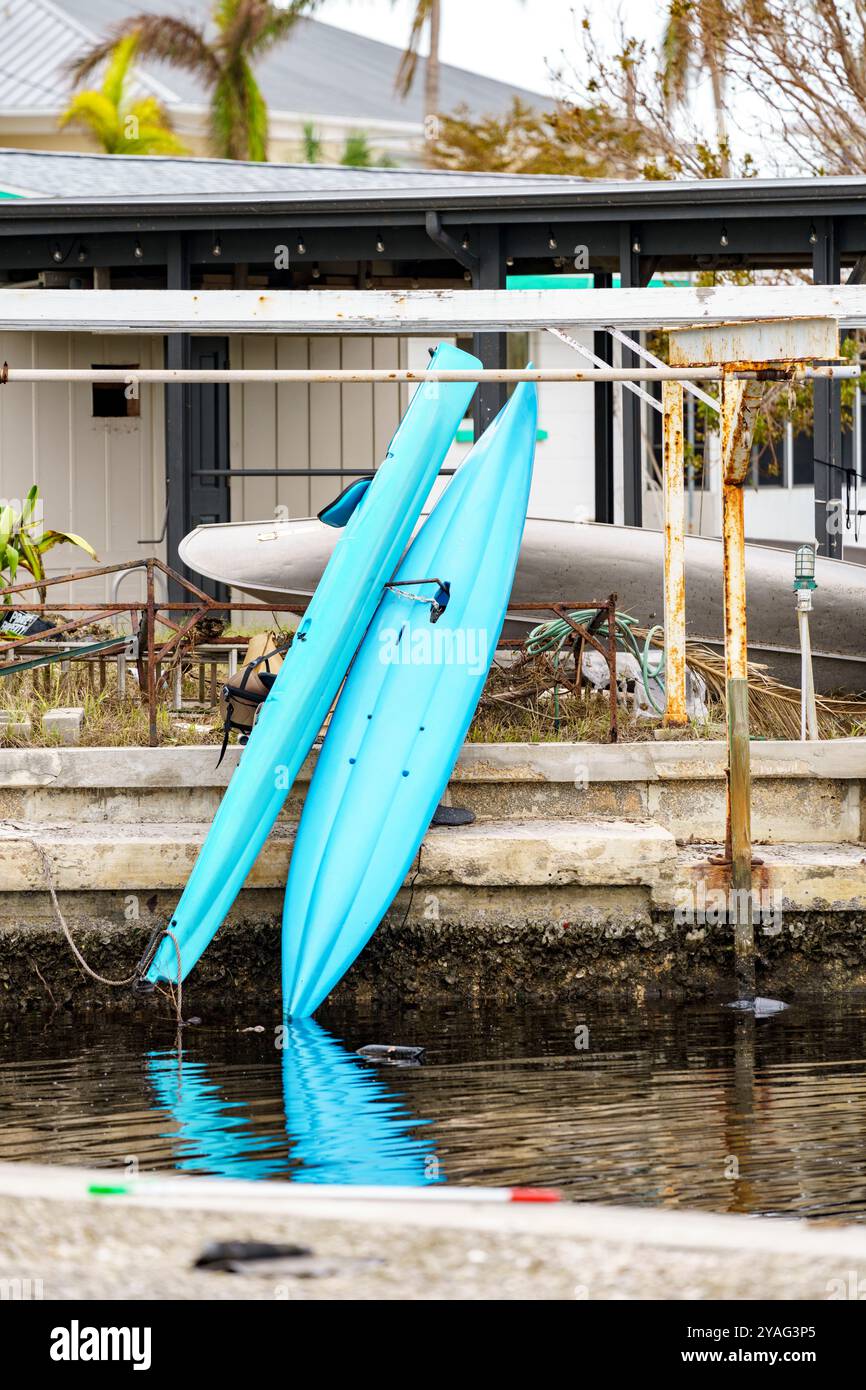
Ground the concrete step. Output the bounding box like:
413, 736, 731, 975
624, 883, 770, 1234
2, 741, 864, 843
2, 818, 866, 913
0, 817, 675, 894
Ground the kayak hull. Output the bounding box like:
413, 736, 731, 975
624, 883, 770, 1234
146, 342, 480, 986
282, 381, 538, 1018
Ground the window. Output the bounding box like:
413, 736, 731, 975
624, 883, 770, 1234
91, 365, 140, 418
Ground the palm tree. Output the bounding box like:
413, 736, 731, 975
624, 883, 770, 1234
70, 1, 320, 162
60, 33, 186, 155
392, 1, 525, 167
393, 0, 442, 139
660, 0, 733, 174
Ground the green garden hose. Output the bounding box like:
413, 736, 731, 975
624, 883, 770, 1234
525, 610, 667, 716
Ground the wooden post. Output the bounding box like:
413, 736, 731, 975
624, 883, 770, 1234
662, 380, 687, 726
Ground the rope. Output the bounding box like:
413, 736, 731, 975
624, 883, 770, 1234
396, 844, 424, 933
4, 822, 184, 1025
525, 608, 668, 716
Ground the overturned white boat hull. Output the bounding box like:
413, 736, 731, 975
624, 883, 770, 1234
180, 516, 866, 693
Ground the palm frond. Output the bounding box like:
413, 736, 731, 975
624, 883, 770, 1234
69, 16, 219, 86
248, 0, 323, 59
102, 31, 139, 110
58, 91, 121, 151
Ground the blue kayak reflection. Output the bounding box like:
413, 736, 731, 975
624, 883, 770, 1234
147, 1018, 441, 1185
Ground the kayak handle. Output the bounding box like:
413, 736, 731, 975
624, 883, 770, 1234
384, 577, 451, 624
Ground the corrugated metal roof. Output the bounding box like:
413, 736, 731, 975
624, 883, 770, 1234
0, 0, 180, 110
0, 0, 544, 122
0, 145, 575, 198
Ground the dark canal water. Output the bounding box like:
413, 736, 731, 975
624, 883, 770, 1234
1, 1000, 865, 1219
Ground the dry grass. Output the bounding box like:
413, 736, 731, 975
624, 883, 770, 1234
0, 662, 222, 747
3, 635, 866, 748
467, 643, 866, 744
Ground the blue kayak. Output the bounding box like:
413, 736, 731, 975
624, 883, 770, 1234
282, 380, 538, 1018
144, 342, 480, 987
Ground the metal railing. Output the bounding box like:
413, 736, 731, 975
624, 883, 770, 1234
0, 558, 306, 745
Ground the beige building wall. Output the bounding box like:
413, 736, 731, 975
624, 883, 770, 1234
228, 333, 407, 523
0, 331, 165, 607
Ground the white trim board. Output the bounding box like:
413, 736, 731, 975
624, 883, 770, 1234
0, 285, 865, 335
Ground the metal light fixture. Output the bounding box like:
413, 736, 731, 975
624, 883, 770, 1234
632, 236, 641, 254
51, 243, 63, 263
375, 233, 385, 254
461, 230, 470, 251
311, 262, 321, 279
212, 236, 222, 257
809, 224, 817, 245
720, 225, 729, 247
296, 235, 306, 255
133, 240, 144, 260
548, 228, 558, 251
77, 245, 88, 263
505, 255, 515, 267
794, 543, 817, 589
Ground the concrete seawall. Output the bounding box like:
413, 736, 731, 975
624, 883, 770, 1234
1, 740, 865, 1009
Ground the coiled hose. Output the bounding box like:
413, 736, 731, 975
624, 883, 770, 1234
525, 610, 667, 716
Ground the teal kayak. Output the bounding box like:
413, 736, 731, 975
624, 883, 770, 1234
143, 342, 480, 987
282, 380, 538, 1018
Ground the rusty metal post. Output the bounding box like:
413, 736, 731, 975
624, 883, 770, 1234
146, 559, 157, 748
721, 374, 760, 1001
662, 381, 687, 726
606, 595, 618, 744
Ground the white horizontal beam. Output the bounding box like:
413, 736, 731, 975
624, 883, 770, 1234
0, 285, 864, 334
0, 365, 858, 385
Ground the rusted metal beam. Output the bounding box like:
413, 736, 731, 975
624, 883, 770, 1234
720, 370, 763, 1002
662, 381, 688, 727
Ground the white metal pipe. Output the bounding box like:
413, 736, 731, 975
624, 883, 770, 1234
662, 381, 687, 727
0, 365, 857, 385
797, 599, 819, 740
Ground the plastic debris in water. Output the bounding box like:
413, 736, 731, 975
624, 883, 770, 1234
356, 1044, 426, 1066
726, 997, 788, 1017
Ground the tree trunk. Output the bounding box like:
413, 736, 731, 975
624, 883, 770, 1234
709, 60, 730, 177
424, 0, 442, 167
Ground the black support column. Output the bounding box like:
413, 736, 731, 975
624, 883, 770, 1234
812, 218, 843, 558
164, 234, 192, 603
619, 225, 644, 527
593, 270, 614, 523
472, 225, 507, 438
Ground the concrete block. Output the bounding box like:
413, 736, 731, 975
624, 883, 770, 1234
42, 707, 85, 746
0, 711, 32, 739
